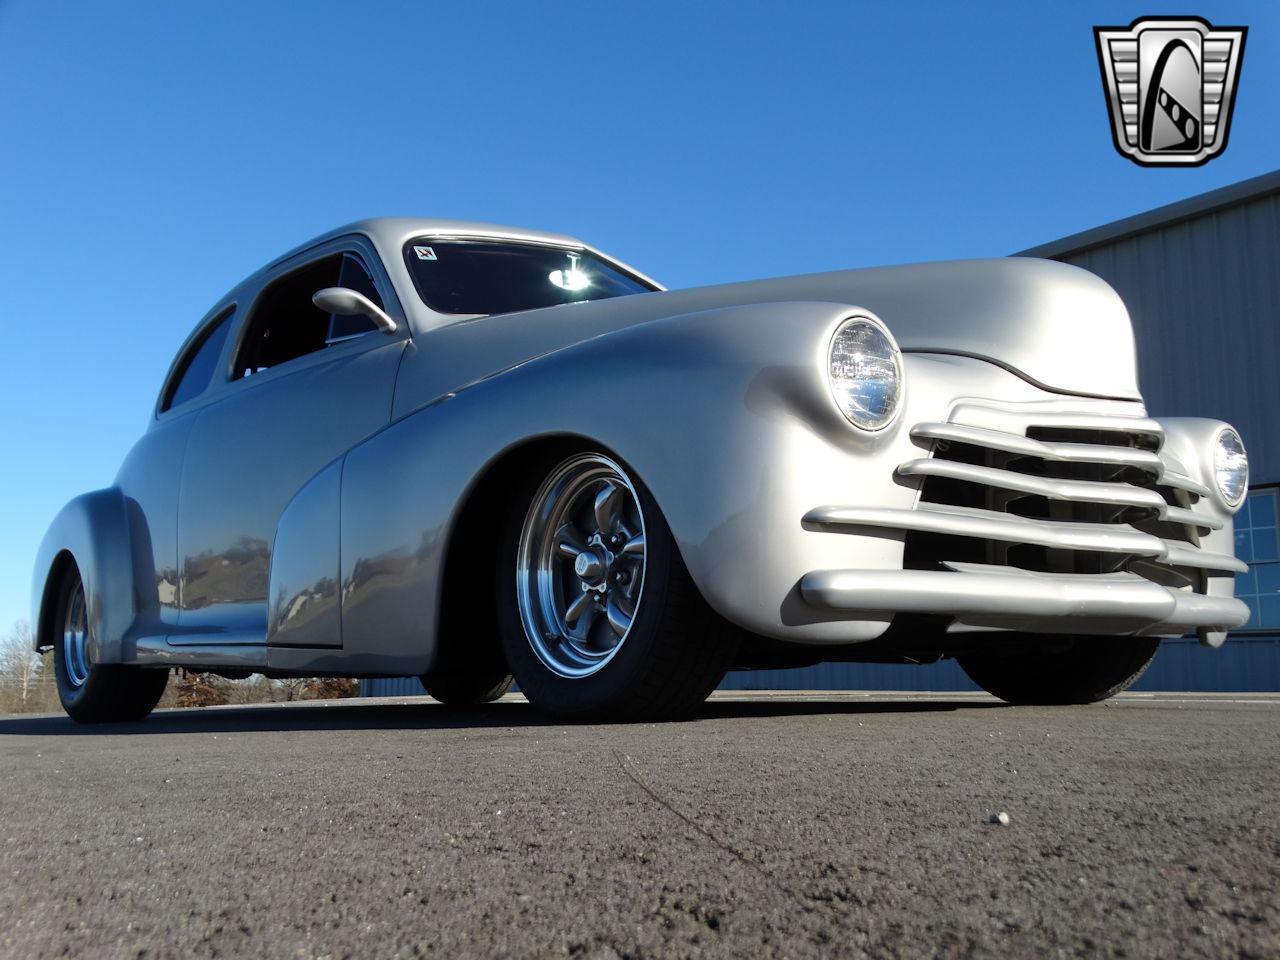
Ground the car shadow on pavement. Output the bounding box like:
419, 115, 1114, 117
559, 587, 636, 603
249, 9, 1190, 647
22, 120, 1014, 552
0, 696, 1006, 736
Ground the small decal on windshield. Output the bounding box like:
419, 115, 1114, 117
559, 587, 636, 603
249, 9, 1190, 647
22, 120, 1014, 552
413, 245, 437, 261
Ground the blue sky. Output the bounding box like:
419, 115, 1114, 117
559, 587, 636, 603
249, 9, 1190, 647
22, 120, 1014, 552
0, 1, 1276, 631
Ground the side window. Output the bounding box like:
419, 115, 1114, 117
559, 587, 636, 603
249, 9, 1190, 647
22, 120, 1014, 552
161, 308, 235, 411
234, 252, 386, 379
328, 255, 384, 342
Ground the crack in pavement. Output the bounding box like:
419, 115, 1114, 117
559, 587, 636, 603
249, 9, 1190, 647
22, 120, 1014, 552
613, 749, 803, 906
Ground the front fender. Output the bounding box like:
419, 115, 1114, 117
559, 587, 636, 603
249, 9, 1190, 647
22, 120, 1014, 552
338, 300, 962, 661
31, 487, 153, 663
1155, 417, 1243, 515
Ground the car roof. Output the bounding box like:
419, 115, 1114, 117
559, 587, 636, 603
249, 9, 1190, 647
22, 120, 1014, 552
267, 217, 591, 271
201, 217, 661, 338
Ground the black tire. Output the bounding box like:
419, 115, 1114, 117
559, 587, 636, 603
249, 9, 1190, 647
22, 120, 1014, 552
421, 669, 514, 705
53, 567, 169, 724
497, 450, 739, 721
957, 635, 1160, 705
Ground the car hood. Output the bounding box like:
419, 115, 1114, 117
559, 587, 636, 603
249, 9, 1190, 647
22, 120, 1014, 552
421, 257, 1140, 402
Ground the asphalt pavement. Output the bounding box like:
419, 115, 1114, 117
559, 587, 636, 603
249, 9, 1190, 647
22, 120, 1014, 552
0, 691, 1276, 959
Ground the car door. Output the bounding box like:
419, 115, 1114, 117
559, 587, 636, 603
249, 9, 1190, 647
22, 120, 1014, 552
173, 238, 408, 645
113, 305, 239, 641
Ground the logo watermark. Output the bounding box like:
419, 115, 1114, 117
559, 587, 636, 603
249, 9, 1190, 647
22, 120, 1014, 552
1095, 17, 1246, 167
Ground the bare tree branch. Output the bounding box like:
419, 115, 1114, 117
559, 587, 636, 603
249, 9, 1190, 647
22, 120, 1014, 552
0, 621, 44, 709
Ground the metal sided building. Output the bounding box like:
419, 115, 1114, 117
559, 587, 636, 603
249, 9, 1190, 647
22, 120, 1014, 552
1009, 170, 1280, 693
366, 170, 1280, 698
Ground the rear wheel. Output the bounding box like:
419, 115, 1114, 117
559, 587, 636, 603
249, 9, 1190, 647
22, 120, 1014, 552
497, 450, 739, 720
53, 567, 169, 723
420, 669, 513, 705
957, 635, 1160, 705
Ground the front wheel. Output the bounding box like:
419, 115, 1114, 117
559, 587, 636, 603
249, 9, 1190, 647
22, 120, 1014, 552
497, 451, 739, 721
957, 635, 1160, 705
53, 567, 169, 723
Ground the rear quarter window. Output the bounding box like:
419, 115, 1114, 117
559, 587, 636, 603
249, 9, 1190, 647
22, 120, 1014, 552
162, 307, 235, 412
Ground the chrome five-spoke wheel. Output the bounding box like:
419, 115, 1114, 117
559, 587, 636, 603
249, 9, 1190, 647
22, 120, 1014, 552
516, 454, 647, 678
52, 565, 169, 723
62, 579, 91, 688
499, 447, 739, 720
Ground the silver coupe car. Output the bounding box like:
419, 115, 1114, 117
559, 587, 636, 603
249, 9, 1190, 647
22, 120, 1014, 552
32, 219, 1250, 722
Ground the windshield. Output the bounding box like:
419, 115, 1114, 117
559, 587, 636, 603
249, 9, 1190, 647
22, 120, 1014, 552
402, 239, 656, 316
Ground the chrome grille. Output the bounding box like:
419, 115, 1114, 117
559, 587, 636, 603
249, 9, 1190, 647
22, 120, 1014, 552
799, 406, 1248, 636
900, 418, 1237, 579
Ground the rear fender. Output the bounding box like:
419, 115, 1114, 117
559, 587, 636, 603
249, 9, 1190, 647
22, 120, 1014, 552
31, 488, 155, 663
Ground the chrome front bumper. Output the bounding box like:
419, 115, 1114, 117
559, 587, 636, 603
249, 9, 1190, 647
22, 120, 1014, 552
801, 400, 1249, 645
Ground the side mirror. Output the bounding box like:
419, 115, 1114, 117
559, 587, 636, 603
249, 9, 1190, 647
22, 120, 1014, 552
312, 287, 398, 334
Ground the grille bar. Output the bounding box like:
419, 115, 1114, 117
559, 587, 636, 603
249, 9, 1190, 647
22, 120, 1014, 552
1162, 542, 1246, 573
910, 422, 1164, 473
899, 458, 1167, 511
1158, 470, 1212, 498
804, 503, 1244, 573
1163, 505, 1222, 530
898, 458, 1222, 530
805, 503, 1165, 558
944, 406, 1165, 445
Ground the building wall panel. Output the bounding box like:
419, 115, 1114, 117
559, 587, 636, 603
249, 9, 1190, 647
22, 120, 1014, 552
1058, 193, 1280, 483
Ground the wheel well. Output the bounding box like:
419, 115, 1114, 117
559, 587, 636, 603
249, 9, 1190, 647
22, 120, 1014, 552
36, 551, 78, 652
434, 436, 596, 677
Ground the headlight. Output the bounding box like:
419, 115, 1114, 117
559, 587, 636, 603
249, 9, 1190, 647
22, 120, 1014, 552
1213, 426, 1248, 509
828, 316, 902, 431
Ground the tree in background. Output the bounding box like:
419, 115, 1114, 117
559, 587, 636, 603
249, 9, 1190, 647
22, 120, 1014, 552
305, 677, 359, 699
168, 673, 359, 707
172, 670, 229, 708
276, 677, 310, 702
0, 621, 45, 710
